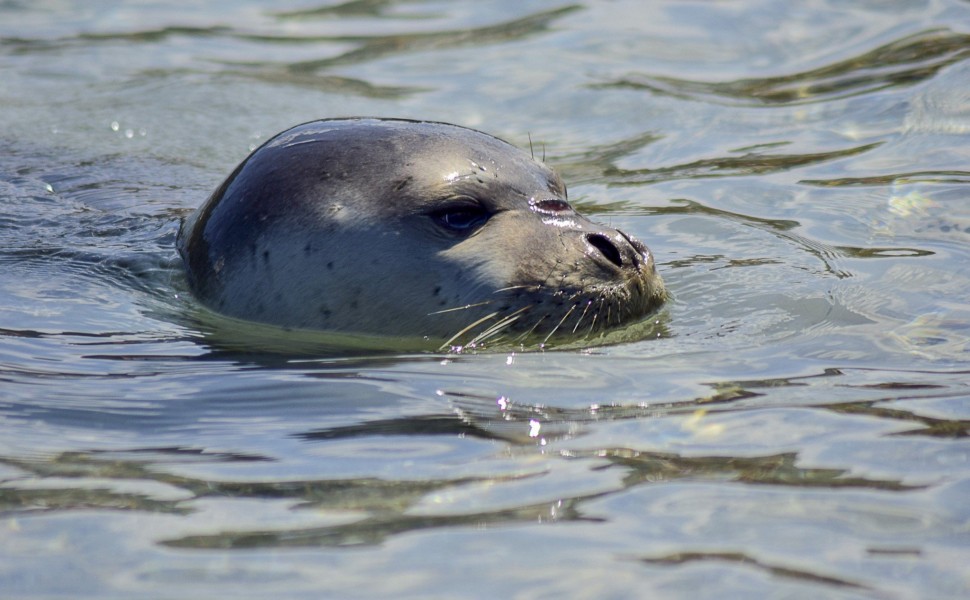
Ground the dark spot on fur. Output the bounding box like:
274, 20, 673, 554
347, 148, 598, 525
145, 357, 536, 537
350, 300, 359, 309
262, 250, 270, 261
433, 286, 442, 296
304, 243, 313, 255
327, 261, 334, 270
393, 176, 413, 191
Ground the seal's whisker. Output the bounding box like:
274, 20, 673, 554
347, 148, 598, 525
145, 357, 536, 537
586, 307, 600, 337
438, 311, 502, 350
469, 320, 517, 346
572, 300, 593, 334
542, 303, 578, 345
469, 306, 532, 345
514, 310, 550, 342
428, 300, 494, 315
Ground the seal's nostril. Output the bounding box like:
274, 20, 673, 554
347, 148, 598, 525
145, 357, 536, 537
586, 233, 623, 268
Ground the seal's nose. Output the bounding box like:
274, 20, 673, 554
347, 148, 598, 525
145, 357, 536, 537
585, 230, 645, 270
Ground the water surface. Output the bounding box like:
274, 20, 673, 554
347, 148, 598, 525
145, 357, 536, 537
1, 1, 969, 598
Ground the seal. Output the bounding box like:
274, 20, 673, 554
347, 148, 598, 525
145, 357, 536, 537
177, 118, 665, 347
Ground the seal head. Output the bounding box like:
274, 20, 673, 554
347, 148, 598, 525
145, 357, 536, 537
178, 118, 665, 346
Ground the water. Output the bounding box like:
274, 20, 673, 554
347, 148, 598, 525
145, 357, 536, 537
2, 0, 969, 597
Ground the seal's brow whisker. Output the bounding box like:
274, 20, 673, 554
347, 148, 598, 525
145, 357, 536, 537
492, 285, 533, 294
428, 300, 494, 315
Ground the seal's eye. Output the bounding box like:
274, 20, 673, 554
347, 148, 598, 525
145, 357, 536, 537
429, 204, 490, 234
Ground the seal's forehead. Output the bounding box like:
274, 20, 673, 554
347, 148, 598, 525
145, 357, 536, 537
261, 118, 565, 198
263, 119, 399, 149
401, 124, 566, 197
265, 122, 346, 149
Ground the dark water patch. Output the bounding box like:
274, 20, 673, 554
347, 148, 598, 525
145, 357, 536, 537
650, 200, 850, 279
657, 198, 936, 281
602, 143, 882, 187
824, 400, 970, 439
553, 134, 884, 189
299, 414, 494, 442
0, 486, 189, 517
835, 246, 934, 258
0, 26, 231, 52
596, 29, 970, 107
438, 387, 760, 445
161, 495, 599, 549
431, 366, 970, 447
273, 0, 411, 21
134, 66, 424, 98
36, 4, 578, 67
649, 199, 801, 231
638, 551, 870, 591
598, 449, 921, 491
552, 130, 663, 186
281, 4, 581, 71
218, 70, 423, 97
865, 547, 922, 557
2, 449, 541, 525
800, 170, 970, 187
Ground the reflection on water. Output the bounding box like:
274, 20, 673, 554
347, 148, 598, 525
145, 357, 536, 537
1, 0, 970, 598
